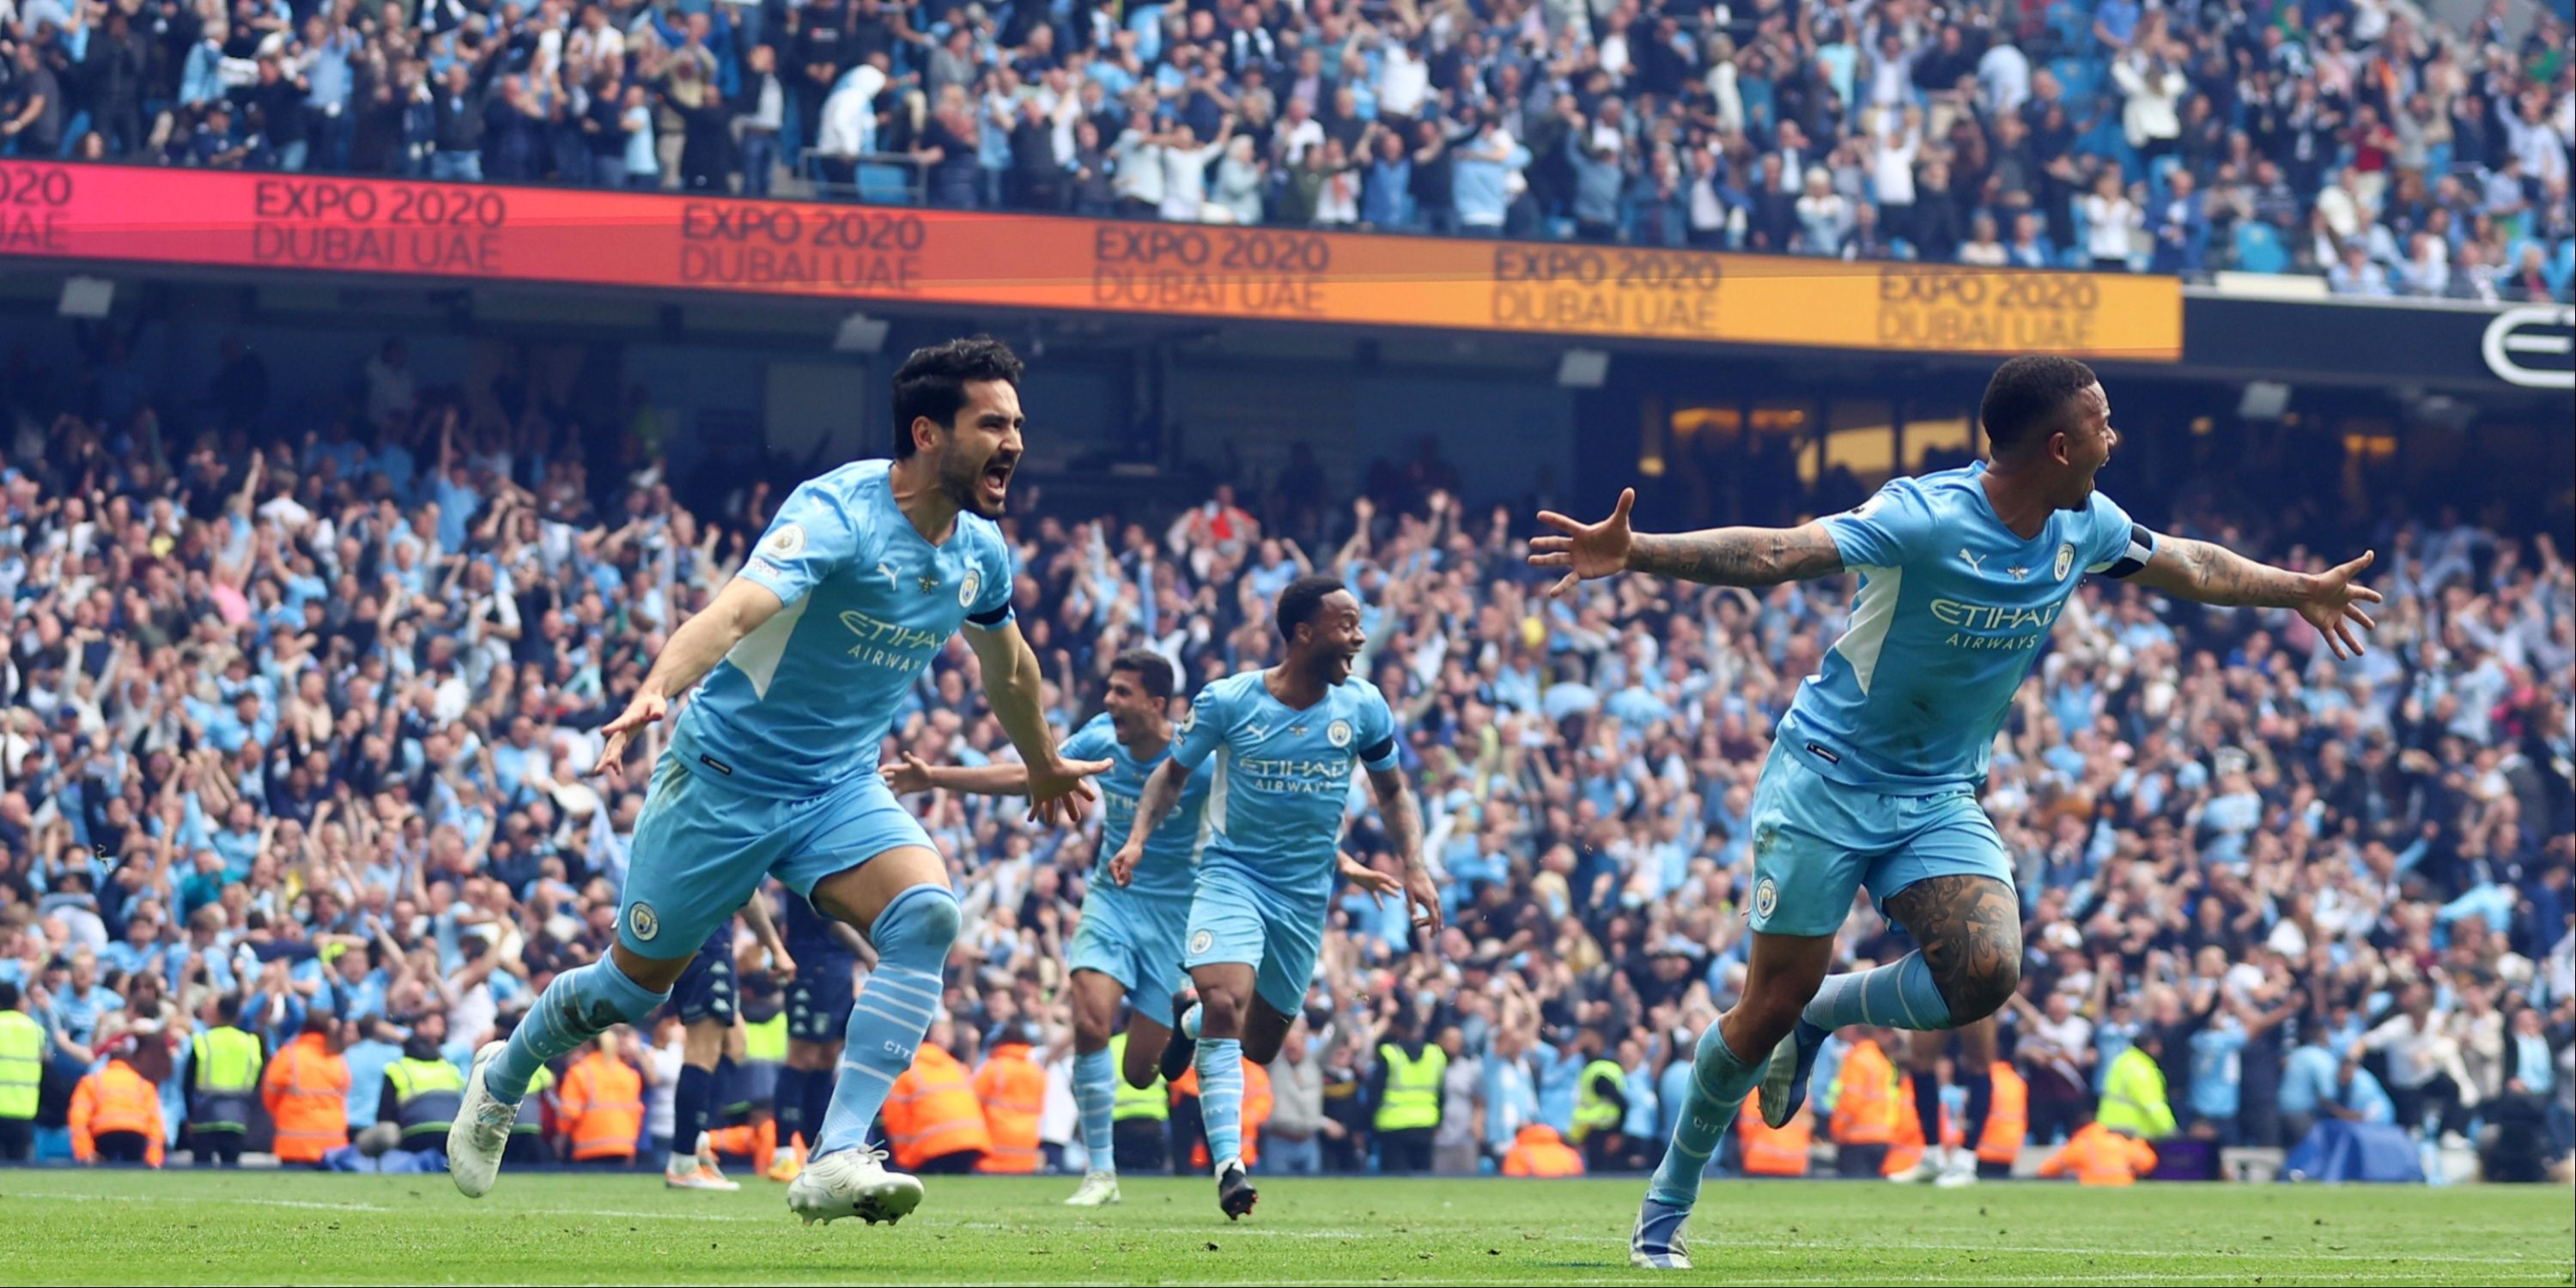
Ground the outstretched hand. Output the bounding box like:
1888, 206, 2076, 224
2300, 550, 2383, 659
1338, 852, 1400, 906
1025, 756, 1115, 827
880, 750, 936, 795
1528, 488, 1636, 597
592, 690, 668, 782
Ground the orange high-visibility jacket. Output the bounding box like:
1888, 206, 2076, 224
1883, 1072, 1937, 1176
884, 1043, 990, 1171
72, 1060, 167, 1166
703, 1120, 775, 1163
1738, 1087, 1812, 1176
1978, 1062, 2029, 1165
1177, 1057, 1273, 1170
558, 1049, 644, 1162
259, 1032, 349, 1163
1501, 1123, 1585, 1177
973, 1043, 1047, 1175
2039, 1121, 2160, 1186
1830, 1039, 1897, 1146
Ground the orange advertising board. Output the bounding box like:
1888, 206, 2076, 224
0, 161, 2180, 359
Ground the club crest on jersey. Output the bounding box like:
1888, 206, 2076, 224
1753, 878, 1778, 920
765, 524, 806, 559
959, 570, 980, 608
1327, 719, 1352, 748
628, 902, 659, 942
1189, 929, 1214, 956
2055, 541, 2076, 580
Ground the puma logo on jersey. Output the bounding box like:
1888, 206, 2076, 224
1959, 549, 1985, 573
877, 561, 901, 589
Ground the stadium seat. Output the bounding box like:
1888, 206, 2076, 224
2235, 222, 2287, 274
856, 162, 919, 205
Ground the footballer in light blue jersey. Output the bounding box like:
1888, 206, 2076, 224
451, 338, 1108, 1230
1535, 357, 2384, 1268
1118, 574, 1441, 1219
883, 647, 1236, 1204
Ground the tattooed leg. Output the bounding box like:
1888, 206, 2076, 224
1884, 876, 2025, 1025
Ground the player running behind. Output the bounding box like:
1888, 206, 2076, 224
1887, 1018, 2000, 1187
767, 888, 871, 1182
1530, 355, 2381, 1270
884, 647, 1401, 1206
447, 337, 1110, 1227
664, 902, 793, 1191
1119, 575, 1443, 1220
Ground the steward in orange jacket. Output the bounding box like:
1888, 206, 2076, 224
559, 1039, 646, 1163
260, 1017, 349, 1165
73, 1043, 167, 1166
1829, 1035, 1897, 1176
1977, 1061, 2029, 1169
884, 1038, 989, 1173
1501, 1123, 1584, 1176
2039, 1121, 2159, 1186
1177, 1057, 1272, 1170
973, 1040, 1047, 1175
1738, 1086, 1812, 1176
1883, 1071, 1935, 1177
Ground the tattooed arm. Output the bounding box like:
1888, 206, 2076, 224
1368, 764, 1443, 935
1627, 524, 1846, 587
1529, 488, 1846, 593
2129, 537, 2383, 658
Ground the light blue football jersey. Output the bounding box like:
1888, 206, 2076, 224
1779, 462, 2152, 793
1060, 711, 1212, 901
1169, 670, 1400, 904
671, 459, 1017, 799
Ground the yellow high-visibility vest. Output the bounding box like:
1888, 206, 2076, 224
1373, 1042, 1446, 1132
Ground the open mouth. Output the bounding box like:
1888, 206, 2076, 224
979, 454, 1017, 507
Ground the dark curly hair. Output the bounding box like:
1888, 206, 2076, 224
891, 336, 1024, 459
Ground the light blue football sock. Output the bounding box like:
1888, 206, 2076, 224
1195, 1038, 1244, 1169
1074, 1048, 1117, 1175
1646, 1023, 1763, 1209
485, 957, 668, 1102
815, 884, 957, 1159
1801, 951, 1956, 1032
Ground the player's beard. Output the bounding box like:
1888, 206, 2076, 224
937, 444, 1006, 519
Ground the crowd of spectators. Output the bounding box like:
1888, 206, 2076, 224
0, 0, 2570, 295
0, 327, 2569, 1178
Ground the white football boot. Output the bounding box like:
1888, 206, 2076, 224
1063, 1171, 1121, 1207
447, 1042, 518, 1199
786, 1146, 926, 1226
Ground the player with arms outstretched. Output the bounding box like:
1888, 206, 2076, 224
446, 337, 1109, 1227
1532, 355, 2381, 1269
1120, 574, 1442, 1219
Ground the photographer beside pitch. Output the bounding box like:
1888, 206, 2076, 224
1531, 355, 2383, 1270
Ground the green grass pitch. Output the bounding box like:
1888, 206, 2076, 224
3, 1168, 2569, 1285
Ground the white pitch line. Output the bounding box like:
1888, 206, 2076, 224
9, 1190, 2566, 1275
8, 1193, 398, 1214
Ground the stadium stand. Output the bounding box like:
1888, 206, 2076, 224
1, 0, 2567, 294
